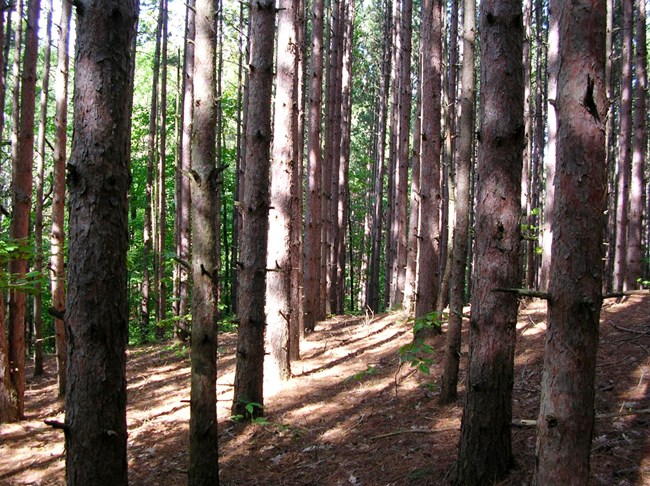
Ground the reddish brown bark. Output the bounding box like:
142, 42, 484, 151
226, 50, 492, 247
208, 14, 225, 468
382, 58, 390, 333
232, 0, 275, 418
8, 0, 40, 421
533, 0, 607, 481
414, 0, 441, 318
454, 0, 524, 481
64, 0, 138, 481
304, 0, 324, 330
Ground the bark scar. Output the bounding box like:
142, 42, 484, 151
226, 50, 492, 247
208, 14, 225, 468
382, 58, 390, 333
582, 75, 600, 123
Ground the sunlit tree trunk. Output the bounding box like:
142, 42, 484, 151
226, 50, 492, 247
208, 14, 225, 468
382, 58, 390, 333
8, 0, 40, 421
454, 0, 524, 481
534, 0, 606, 481
613, 0, 633, 291
267, 0, 298, 382
539, 0, 558, 292
33, 0, 52, 377
64, 1, 138, 480
49, 0, 71, 396
439, 0, 475, 405
189, 0, 219, 481
232, 0, 275, 419
627, 0, 646, 289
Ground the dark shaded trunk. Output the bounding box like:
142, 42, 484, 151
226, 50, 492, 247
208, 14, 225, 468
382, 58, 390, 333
64, 1, 138, 482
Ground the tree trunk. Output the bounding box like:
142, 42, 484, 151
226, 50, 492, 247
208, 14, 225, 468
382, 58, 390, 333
439, 0, 475, 405
64, 1, 138, 482
189, 0, 219, 481
539, 0, 558, 292
49, 0, 70, 397
414, 0, 441, 319
175, 0, 194, 342
8, 0, 40, 421
367, 0, 392, 313
156, 0, 168, 335
232, 0, 275, 418
613, 0, 633, 292
533, 0, 607, 481
267, 0, 298, 382
304, 0, 324, 331
454, 0, 524, 481
392, 0, 412, 308
627, 0, 646, 289
403, 91, 420, 316
143, 0, 164, 340
33, 0, 52, 377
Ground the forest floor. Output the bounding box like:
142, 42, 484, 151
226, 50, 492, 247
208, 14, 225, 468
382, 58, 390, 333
1, 294, 649, 485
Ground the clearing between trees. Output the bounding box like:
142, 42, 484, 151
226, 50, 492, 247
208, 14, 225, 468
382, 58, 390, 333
1, 294, 648, 485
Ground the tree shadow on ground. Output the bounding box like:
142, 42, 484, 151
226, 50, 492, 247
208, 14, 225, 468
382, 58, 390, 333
0, 295, 647, 485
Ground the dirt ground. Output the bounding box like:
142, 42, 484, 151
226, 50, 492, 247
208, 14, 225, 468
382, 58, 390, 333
1, 294, 648, 485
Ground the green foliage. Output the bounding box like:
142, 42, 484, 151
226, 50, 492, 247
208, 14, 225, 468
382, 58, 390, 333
0, 237, 47, 296
231, 401, 265, 422
409, 311, 443, 336
344, 365, 379, 382
398, 312, 443, 376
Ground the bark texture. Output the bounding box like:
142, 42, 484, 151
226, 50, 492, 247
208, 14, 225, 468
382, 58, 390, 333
439, 0, 475, 404
189, 0, 218, 482
64, 1, 137, 482
533, 0, 607, 482
304, 0, 324, 330
267, 0, 297, 382
8, 0, 40, 421
232, 0, 275, 418
50, 0, 71, 396
454, 0, 524, 482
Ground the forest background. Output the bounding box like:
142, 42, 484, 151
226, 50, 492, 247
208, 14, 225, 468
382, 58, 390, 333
0, 0, 648, 483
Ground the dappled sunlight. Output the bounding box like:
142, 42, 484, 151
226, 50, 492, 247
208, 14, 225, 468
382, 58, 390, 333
2, 295, 648, 484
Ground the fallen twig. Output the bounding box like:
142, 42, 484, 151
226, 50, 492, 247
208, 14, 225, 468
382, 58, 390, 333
370, 426, 459, 440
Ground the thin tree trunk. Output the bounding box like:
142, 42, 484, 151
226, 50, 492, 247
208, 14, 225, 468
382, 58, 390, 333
189, 0, 219, 481
627, 0, 646, 289
454, 0, 524, 481
414, 0, 441, 319
143, 0, 164, 340
336, 0, 354, 313
403, 90, 420, 316
33, 0, 52, 377
539, 0, 558, 292
304, 0, 324, 331
176, 0, 194, 342
613, 0, 633, 291
232, 0, 275, 419
393, 0, 412, 308
0, 0, 17, 424
156, 0, 168, 335
64, 1, 138, 480
8, 0, 39, 422
533, 0, 607, 480
368, 0, 392, 312
50, 0, 71, 395
439, 0, 475, 405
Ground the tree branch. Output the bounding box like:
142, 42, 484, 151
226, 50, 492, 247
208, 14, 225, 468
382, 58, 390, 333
493, 288, 551, 300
